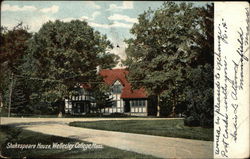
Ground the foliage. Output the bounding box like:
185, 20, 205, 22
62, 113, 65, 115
184, 64, 213, 127
0, 23, 32, 113
183, 4, 214, 127
184, 116, 200, 127
21, 20, 118, 113
11, 78, 32, 115
1, 20, 119, 115
91, 83, 113, 114
0, 23, 32, 73
123, 2, 213, 127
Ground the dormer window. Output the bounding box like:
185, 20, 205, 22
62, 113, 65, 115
112, 80, 123, 94
113, 85, 122, 94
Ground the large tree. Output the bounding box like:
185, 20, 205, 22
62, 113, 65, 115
123, 2, 213, 126
183, 4, 214, 127
0, 23, 32, 114
24, 20, 118, 115
0, 23, 32, 73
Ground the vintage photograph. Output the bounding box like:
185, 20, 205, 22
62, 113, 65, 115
0, 1, 214, 158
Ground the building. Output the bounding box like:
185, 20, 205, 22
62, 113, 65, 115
65, 69, 152, 116
65, 85, 94, 115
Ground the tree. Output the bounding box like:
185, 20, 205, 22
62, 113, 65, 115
124, 2, 202, 116
0, 23, 31, 73
11, 78, 31, 116
0, 23, 32, 115
123, 2, 214, 127
91, 83, 113, 116
183, 4, 214, 127
183, 64, 213, 127
24, 20, 118, 115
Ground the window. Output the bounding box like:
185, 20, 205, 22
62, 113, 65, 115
77, 103, 80, 113
131, 100, 146, 107
142, 100, 145, 106
113, 100, 117, 107
79, 88, 85, 95
139, 100, 142, 106
113, 85, 122, 94
135, 100, 139, 106
131, 100, 134, 106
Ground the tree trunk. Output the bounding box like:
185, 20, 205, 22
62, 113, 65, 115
58, 85, 64, 117
172, 92, 176, 118
0, 92, 3, 108
58, 111, 62, 117
99, 108, 102, 117
58, 100, 64, 118
8, 73, 14, 117
58, 104, 63, 117
156, 94, 160, 117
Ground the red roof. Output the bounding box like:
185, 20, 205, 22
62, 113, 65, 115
100, 69, 147, 99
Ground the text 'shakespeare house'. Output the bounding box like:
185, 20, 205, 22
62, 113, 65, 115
65, 69, 154, 116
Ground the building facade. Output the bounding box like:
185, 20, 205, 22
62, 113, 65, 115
65, 69, 149, 116
65, 87, 94, 115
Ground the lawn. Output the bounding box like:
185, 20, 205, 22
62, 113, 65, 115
0, 125, 158, 158
69, 119, 213, 141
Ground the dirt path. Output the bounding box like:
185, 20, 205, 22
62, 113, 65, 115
0, 117, 180, 125
0, 117, 213, 158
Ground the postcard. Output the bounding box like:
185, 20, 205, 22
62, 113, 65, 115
0, 1, 249, 158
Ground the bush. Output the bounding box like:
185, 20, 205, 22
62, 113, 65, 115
200, 112, 213, 128
184, 116, 200, 127
183, 65, 214, 128
159, 96, 173, 117
160, 104, 172, 117
0, 107, 8, 117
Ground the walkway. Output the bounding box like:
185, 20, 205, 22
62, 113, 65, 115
0, 117, 213, 158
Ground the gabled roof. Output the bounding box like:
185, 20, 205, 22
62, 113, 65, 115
100, 69, 147, 99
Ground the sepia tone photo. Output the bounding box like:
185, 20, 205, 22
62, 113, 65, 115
0, 1, 214, 158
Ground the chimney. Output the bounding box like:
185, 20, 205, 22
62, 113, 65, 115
96, 65, 102, 74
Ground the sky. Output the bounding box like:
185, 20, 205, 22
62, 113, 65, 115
1, 1, 207, 67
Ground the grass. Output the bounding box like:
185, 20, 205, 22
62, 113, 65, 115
69, 119, 213, 141
0, 125, 158, 158
1, 112, 143, 118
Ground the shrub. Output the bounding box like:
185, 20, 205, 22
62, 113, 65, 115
184, 116, 200, 127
